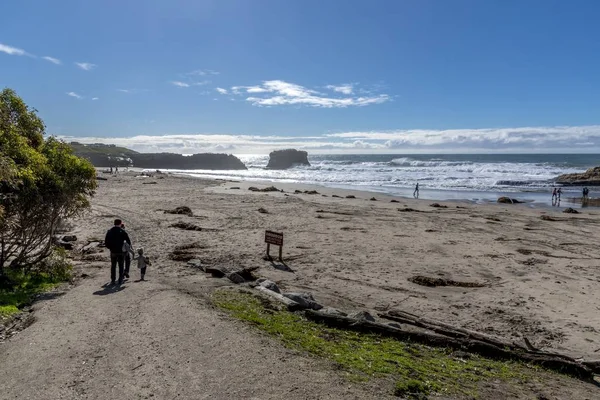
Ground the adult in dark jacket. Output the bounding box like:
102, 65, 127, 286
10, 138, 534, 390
104, 219, 131, 285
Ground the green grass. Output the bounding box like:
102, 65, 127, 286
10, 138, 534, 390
0, 270, 69, 318
213, 289, 537, 398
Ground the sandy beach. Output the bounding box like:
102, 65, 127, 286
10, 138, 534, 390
96, 172, 600, 357
3, 170, 600, 399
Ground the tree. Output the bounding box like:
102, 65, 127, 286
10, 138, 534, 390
0, 88, 97, 275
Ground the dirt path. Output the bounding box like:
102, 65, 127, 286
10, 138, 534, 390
0, 268, 381, 399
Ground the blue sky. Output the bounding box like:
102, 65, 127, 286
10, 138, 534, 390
2, 0, 600, 154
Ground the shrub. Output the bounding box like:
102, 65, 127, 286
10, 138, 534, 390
0, 88, 96, 274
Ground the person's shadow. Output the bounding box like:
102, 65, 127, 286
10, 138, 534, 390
93, 282, 127, 296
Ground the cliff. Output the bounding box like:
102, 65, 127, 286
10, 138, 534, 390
266, 149, 310, 169
556, 166, 600, 186
70, 143, 247, 170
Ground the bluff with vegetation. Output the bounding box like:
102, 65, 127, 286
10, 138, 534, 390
0, 88, 97, 277
70, 143, 247, 170
556, 167, 600, 186
266, 149, 310, 169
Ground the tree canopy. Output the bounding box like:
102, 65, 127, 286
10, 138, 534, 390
0, 88, 97, 273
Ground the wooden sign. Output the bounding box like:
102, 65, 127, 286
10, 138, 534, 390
265, 230, 284, 260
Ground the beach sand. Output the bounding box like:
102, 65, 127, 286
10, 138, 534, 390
98, 172, 599, 357
3, 170, 600, 399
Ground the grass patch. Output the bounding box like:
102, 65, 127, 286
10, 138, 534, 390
213, 289, 536, 398
0, 249, 72, 318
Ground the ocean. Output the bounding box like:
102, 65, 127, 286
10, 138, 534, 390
169, 154, 600, 206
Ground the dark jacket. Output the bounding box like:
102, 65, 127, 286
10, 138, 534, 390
104, 226, 131, 254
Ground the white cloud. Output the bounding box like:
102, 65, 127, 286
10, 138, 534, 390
192, 81, 210, 86
59, 125, 600, 154
92, 97, 99, 100
230, 80, 389, 108
75, 62, 96, 71
326, 84, 354, 95
42, 56, 61, 65
0, 43, 28, 56
66, 92, 83, 99
186, 69, 220, 76
231, 86, 269, 94
216, 87, 228, 94
326, 126, 600, 150
171, 81, 190, 88
117, 89, 132, 93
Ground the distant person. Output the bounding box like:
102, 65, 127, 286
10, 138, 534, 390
552, 187, 557, 202
135, 248, 151, 281
583, 187, 589, 202
413, 182, 419, 198
557, 187, 562, 201
121, 223, 135, 279
115, 166, 119, 174
110, 166, 113, 174
104, 219, 131, 285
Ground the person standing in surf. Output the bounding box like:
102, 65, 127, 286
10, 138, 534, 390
552, 187, 558, 203
413, 182, 419, 198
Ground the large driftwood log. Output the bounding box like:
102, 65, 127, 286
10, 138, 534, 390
382, 309, 528, 351
255, 286, 303, 311
304, 310, 593, 379
381, 310, 583, 365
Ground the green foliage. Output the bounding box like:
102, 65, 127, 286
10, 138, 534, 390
213, 289, 535, 398
0, 88, 96, 272
0, 249, 72, 317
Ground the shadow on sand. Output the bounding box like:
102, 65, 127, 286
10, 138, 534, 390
263, 256, 295, 273
93, 283, 127, 296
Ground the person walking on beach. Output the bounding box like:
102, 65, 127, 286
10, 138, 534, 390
104, 219, 131, 285
413, 182, 419, 198
557, 187, 562, 201
120, 223, 134, 279
552, 187, 558, 202
135, 248, 151, 281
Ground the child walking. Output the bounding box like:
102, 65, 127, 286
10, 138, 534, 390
135, 248, 151, 281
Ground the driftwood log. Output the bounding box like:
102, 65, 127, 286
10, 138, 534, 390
380, 310, 588, 365
255, 286, 303, 311
304, 310, 593, 380
382, 309, 528, 351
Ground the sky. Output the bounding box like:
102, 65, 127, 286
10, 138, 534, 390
2, 0, 600, 154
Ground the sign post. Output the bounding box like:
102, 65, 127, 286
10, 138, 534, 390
265, 230, 284, 261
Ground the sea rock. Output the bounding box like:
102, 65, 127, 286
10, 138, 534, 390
282, 292, 323, 310
257, 207, 269, 214
370, 197, 377, 201
266, 149, 310, 170
497, 197, 523, 204
61, 235, 78, 242
346, 195, 356, 199
349, 310, 376, 322
304, 190, 319, 195
390, 199, 399, 203
563, 207, 580, 214
556, 166, 600, 185
332, 194, 341, 198
258, 279, 281, 293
